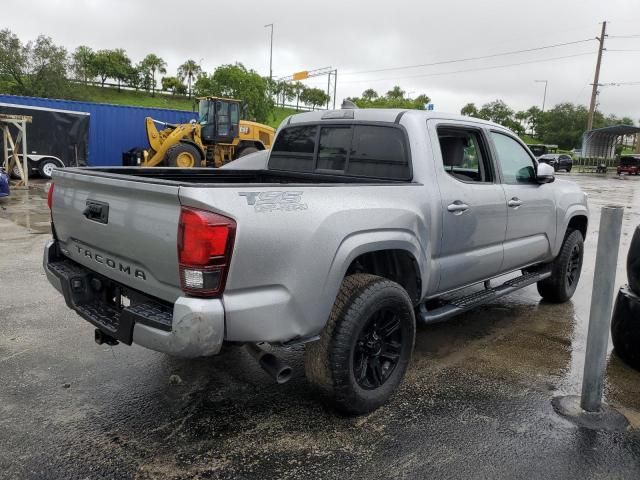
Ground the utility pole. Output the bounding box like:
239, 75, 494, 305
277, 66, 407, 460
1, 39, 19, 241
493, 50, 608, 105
265, 24, 274, 82
587, 21, 607, 132
535, 80, 548, 112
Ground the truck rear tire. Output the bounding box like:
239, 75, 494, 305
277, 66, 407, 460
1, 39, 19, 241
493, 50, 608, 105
304, 274, 415, 415
165, 143, 202, 168
537, 229, 584, 303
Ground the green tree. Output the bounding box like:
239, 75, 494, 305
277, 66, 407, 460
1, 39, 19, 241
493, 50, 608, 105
460, 103, 479, 117
281, 81, 296, 108
477, 99, 523, 134
291, 81, 305, 110
177, 59, 202, 98
196, 63, 273, 122
0, 28, 28, 92
537, 103, 591, 149
477, 99, 513, 124
413, 94, 431, 109
524, 106, 543, 136
71, 45, 94, 84
109, 48, 132, 91
300, 87, 329, 110
90, 49, 112, 87
361, 88, 378, 101
0, 30, 69, 97
140, 53, 166, 96
161, 76, 186, 95
25, 35, 69, 98
348, 87, 429, 110
386, 85, 405, 100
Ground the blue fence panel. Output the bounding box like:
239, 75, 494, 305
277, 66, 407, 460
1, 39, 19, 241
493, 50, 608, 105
0, 94, 197, 166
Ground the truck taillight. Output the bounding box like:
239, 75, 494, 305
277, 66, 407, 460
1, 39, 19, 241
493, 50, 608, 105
178, 207, 236, 297
47, 183, 54, 210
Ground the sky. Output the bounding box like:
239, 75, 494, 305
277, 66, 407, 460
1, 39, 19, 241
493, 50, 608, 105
3, 0, 640, 119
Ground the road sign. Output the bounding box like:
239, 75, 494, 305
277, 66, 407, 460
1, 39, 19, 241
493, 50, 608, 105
427, 103, 434, 111
293, 71, 309, 81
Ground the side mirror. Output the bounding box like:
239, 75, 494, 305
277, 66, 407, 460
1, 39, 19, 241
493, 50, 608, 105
536, 162, 555, 184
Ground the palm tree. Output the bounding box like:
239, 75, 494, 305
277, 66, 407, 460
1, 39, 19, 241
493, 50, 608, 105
177, 59, 202, 98
141, 54, 167, 97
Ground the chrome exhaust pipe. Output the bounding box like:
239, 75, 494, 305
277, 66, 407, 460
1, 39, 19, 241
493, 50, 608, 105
246, 343, 293, 384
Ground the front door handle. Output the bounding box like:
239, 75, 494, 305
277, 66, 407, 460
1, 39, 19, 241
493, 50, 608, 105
507, 197, 523, 208
447, 201, 469, 214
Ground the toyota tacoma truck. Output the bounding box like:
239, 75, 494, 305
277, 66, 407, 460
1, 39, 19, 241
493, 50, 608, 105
43, 108, 589, 414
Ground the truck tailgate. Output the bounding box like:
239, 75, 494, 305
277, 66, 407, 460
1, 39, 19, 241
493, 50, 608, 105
51, 170, 182, 302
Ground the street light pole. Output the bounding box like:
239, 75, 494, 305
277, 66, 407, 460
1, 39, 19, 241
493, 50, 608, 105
264, 23, 274, 82
535, 80, 548, 112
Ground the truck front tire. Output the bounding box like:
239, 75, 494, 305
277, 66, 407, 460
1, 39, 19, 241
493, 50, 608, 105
537, 229, 584, 303
304, 274, 415, 415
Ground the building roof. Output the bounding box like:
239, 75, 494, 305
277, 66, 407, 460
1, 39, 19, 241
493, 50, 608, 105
582, 124, 640, 158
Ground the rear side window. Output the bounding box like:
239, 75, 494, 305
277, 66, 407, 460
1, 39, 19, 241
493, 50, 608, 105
268, 124, 410, 180
269, 125, 318, 172
347, 126, 409, 179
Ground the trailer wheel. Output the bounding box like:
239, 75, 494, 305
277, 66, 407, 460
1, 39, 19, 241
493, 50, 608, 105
38, 159, 60, 179
304, 274, 415, 415
165, 143, 201, 168
10, 162, 29, 180
537, 229, 584, 303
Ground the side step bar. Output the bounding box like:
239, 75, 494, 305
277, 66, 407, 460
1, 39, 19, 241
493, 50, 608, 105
419, 268, 552, 325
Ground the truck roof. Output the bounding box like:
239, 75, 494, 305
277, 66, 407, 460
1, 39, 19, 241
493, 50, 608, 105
285, 108, 504, 129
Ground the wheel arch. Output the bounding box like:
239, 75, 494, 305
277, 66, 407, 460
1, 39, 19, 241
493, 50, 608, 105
555, 207, 589, 256
178, 139, 205, 159
237, 140, 265, 151
324, 230, 429, 307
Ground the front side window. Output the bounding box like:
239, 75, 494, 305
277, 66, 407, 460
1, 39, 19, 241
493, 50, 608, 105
491, 132, 536, 184
438, 128, 490, 183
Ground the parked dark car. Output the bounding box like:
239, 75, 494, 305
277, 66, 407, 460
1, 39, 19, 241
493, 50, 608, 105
617, 155, 640, 176
538, 153, 573, 172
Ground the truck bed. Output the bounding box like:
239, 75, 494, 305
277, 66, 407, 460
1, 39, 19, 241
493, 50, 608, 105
67, 167, 412, 186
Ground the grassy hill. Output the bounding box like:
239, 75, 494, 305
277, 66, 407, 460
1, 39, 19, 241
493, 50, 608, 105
67, 85, 297, 128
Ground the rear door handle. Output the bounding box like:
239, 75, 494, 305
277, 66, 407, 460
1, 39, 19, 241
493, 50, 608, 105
447, 201, 469, 214
507, 197, 523, 208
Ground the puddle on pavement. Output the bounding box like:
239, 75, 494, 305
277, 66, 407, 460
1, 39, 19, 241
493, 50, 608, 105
0, 180, 51, 234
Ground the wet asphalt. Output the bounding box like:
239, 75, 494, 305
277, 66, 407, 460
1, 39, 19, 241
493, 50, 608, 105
0, 174, 639, 479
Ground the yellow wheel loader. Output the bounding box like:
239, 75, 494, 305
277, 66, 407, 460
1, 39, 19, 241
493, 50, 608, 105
140, 97, 275, 168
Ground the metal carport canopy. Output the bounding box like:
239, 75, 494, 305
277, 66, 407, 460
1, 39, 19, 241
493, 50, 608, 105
582, 125, 640, 159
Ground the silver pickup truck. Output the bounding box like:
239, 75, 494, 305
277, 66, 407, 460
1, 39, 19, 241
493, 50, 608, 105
43, 108, 588, 414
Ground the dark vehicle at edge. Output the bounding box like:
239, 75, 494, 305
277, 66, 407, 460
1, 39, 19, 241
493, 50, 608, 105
538, 153, 573, 172
617, 155, 640, 176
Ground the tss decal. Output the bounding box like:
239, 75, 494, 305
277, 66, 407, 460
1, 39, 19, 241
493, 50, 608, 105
239, 191, 308, 212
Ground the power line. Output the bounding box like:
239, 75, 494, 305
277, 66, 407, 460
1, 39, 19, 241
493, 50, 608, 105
341, 38, 596, 76
608, 34, 640, 39
339, 52, 595, 84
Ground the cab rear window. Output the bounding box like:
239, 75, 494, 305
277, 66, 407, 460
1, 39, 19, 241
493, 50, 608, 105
268, 124, 410, 180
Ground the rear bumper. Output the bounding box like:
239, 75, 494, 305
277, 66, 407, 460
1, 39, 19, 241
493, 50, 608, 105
43, 239, 224, 358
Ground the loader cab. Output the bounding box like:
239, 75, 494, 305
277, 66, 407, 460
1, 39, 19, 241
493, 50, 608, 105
198, 97, 241, 145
